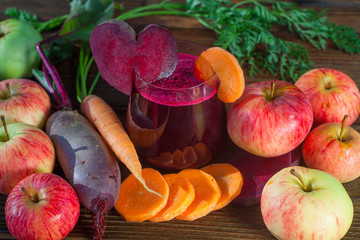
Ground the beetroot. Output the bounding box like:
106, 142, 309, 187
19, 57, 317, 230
90, 20, 178, 95
46, 110, 121, 239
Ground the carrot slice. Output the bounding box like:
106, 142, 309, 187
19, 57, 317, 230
192, 142, 212, 168
172, 149, 186, 167
147, 151, 174, 167
81, 95, 163, 197
194, 47, 245, 103
149, 174, 195, 222
181, 146, 198, 169
176, 169, 221, 221
114, 168, 169, 222
201, 163, 243, 210
125, 98, 168, 148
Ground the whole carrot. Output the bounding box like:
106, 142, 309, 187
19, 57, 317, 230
81, 94, 162, 197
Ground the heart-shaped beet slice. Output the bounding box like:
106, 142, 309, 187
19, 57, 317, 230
90, 20, 136, 95
90, 20, 178, 95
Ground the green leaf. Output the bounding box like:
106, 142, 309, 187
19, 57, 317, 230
58, 0, 114, 44
4, 7, 38, 24
328, 23, 360, 53
48, 43, 74, 65
4, 7, 67, 33
32, 69, 53, 93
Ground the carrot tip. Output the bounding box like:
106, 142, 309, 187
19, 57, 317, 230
141, 180, 165, 198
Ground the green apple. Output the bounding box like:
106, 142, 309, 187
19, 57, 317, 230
0, 19, 42, 80
261, 166, 353, 240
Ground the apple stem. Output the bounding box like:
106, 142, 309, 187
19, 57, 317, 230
339, 115, 349, 141
6, 83, 11, 99
21, 186, 39, 203
290, 169, 312, 192
325, 82, 332, 90
0, 115, 9, 141
270, 82, 275, 100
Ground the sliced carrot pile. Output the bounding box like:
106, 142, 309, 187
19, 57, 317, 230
115, 164, 242, 222
81, 95, 162, 197
176, 169, 221, 221
149, 174, 195, 222
194, 47, 245, 103
147, 144, 210, 170
114, 168, 169, 222
201, 163, 243, 210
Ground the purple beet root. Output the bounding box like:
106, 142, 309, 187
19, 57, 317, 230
229, 146, 301, 206
90, 20, 178, 95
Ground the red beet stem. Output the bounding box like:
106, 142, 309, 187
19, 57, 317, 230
92, 198, 108, 240
36, 35, 72, 109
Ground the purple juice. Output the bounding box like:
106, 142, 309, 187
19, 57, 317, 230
229, 146, 302, 206
135, 54, 217, 106
126, 53, 226, 170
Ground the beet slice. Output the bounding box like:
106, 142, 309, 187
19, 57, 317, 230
136, 24, 178, 83
90, 20, 136, 95
90, 20, 178, 95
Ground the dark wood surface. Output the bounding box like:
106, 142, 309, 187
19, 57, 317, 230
1, 0, 360, 239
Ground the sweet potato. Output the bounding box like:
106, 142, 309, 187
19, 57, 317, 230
46, 110, 121, 239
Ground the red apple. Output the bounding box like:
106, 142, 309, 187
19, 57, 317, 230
0, 116, 55, 194
295, 68, 360, 127
302, 115, 360, 183
5, 172, 80, 240
227, 80, 313, 157
0, 79, 51, 129
261, 166, 353, 240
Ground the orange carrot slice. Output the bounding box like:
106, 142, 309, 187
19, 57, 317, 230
149, 174, 195, 222
114, 168, 169, 222
181, 146, 198, 169
201, 163, 243, 210
125, 99, 168, 148
176, 169, 221, 221
147, 151, 174, 167
194, 47, 245, 103
172, 149, 185, 167
81, 95, 163, 197
192, 142, 212, 168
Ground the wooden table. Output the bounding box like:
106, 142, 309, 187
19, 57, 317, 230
1, 0, 360, 239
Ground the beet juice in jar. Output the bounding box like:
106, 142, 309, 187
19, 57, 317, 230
126, 41, 226, 170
